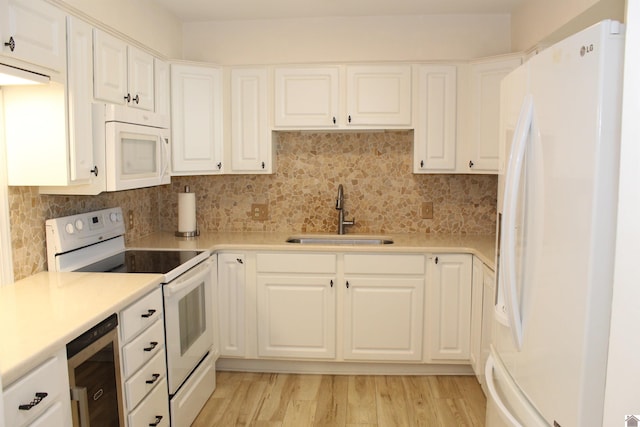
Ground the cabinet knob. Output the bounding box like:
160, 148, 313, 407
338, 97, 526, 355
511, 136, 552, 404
4, 36, 15, 52
332, 117, 336, 124
236, 258, 244, 264
435, 256, 439, 264
346, 281, 350, 289
217, 162, 222, 170
143, 341, 159, 352
149, 415, 163, 427
469, 160, 474, 168
145, 373, 161, 384
124, 93, 131, 103
261, 161, 265, 169
141, 309, 156, 318
330, 280, 334, 288
90, 166, 99, 177
348, 115, 352, 123
133, 94, 140, 104
420, 160, 424, 168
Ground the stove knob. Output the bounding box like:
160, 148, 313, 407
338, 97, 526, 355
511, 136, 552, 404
75, 219, 84, 231
65, 223, 74, 234
110, 212, 119, 222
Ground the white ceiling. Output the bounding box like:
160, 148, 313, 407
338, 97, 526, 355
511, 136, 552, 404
153, 0, 524, 22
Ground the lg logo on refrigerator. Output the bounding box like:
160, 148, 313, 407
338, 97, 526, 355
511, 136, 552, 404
580, 44, 595, 56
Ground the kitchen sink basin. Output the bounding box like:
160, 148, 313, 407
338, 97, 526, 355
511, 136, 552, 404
286, 235, 394, 245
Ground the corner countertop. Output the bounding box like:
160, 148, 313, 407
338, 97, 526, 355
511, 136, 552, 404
0, 272, 163, 385
129, 231, 497, 268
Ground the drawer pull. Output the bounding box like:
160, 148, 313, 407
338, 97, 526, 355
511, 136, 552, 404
143, 341, 159, 352
149, 415, 163, 426
146, 373, 161, 384
141, 309, 157, 318
18, 392, 48, 410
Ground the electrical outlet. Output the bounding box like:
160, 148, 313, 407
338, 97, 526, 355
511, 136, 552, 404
128, 210, 134, 229
421, 202, 433, 219
251, 204, 268, 221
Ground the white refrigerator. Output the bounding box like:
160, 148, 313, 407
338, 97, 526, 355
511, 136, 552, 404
485, 20, 625, 427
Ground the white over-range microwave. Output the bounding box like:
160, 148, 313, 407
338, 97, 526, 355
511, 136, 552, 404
97, 103, 171, 191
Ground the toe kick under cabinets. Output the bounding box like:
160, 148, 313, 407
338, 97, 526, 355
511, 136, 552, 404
217, 251, 481, 370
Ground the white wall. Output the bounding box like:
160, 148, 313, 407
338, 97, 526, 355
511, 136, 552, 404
511, 0, 625, 51
603, 0, 640, 423
182, 14, 512, 65
54, 0, 182, 58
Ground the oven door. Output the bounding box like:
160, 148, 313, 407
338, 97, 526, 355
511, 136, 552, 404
163, 256, 214, 395
105, 121, 170, 191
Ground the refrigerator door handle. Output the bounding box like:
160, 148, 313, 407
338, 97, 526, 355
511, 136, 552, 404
485, 355, 524, 427
501, 94, 533, 350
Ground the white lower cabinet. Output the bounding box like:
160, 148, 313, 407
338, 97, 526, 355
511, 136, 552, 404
427, 253, 473, 361
479, 263, 496, 387
3, 348, 71, 427
217, 253, 247, 357
470, 257, 485, 377
118, 287, 168, 426
256, 253, 337, 359
343, 254, 425, 361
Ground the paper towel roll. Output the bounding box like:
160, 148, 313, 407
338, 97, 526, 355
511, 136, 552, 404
178, 191, 196, 233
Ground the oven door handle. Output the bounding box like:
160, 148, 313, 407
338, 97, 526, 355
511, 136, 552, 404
163, 258, 213, 297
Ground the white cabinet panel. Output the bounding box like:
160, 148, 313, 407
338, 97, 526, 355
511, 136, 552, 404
171, 63, 224, 174
414, 65, 457, 172
428, 253, 472, 360
343, 276, 424, 361
127, 46, 154, 110
4, 0, 66, 72
154, 58, 170, 118
217, 253, 246, 357
93, 30, 128, 106
231, 68, 271, 173
274, 67, 340, 128
346, 65, 412, 127
257, 275, 336, 359
470, 256, 485, 378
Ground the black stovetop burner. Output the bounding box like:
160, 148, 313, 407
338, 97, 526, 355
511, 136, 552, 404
77, 250, 204, 275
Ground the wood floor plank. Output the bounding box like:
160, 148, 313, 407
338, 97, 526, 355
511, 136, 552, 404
346, 375, 378, 424
282, 400, 318, 427
313, 375, 348, 427
255, 373, 298, 422
375, 376, 410, 427
401, 376, 440, 426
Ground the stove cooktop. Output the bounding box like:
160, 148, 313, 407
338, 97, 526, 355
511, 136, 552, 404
77, 250, 205, 274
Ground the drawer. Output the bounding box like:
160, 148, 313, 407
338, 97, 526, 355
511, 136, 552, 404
28, 400, 67, 427
257, 253, 336, 273
170, 351, 216, 427
124, 350, 167, 410
4, 348, 69, 427
122, 319, 165, 377
344, 254, 426, 275
128, 378, 170, 427
120, 287, 163, 343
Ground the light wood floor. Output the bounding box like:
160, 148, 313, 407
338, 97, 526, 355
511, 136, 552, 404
192, 371, 487, 427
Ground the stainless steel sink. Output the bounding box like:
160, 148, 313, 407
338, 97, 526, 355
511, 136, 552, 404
286, 235, 394, 245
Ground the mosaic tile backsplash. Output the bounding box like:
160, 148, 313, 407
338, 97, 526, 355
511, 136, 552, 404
9, 131, 497, 280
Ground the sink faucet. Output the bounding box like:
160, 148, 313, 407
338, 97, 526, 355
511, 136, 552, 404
335, 184, 355, 234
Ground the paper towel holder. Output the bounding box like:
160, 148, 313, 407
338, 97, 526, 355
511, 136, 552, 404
175, 185, 200, 238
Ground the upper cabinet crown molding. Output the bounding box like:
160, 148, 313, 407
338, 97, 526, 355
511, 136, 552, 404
273, 64, 412, 130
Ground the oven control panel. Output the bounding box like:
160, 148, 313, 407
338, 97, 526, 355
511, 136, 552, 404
46, 207, 126, 255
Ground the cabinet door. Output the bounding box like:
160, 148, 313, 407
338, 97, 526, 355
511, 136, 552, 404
154, 58, 170, 119
346, 65, 412, 127
428, 253, 472, 360
128, 46, 154, 111
274, 67, 339, 128
93, 29, 128, 105
231, 68, 271, 173
466, 56, 521, 172
480, 265, 496, 385
469, 257, 484, 378
256, 275, 336, 359
171, 63, 224, 174
66, 16, 95, 184
217, 254, 246, 357
343, 276, 424, 361
4, 0, 66, 72
414, 65, 457, 172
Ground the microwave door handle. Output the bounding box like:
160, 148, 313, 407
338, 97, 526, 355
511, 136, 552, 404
160, 137, 170, 180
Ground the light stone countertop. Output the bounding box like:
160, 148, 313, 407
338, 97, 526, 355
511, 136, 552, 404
129, 231, 497, 268
0, 272, 163, 385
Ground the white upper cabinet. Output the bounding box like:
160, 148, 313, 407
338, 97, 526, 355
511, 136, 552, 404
171, 63, 224, 175
93, 29, 154, 111
154, 58, 170, 119
274, 66, 339, 128
2, 0, 66, 73
230, 68, 271, 173
413, 65, 457, 173
273, 65, 411, 129
462, 54, 522, 173
346, 65, 412, 127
